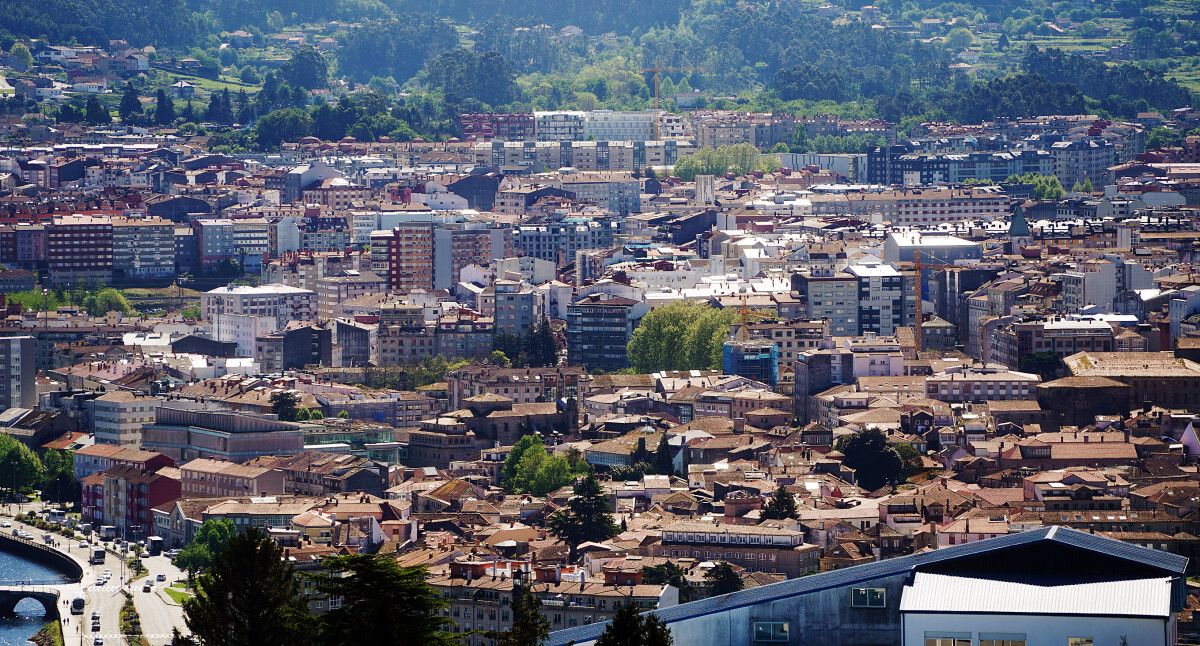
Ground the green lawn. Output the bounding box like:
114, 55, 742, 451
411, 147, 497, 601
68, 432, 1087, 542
152, 67, 262, 94
164, 583, 193, 604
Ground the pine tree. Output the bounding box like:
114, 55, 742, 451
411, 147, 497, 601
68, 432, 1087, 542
181, 100, 196, 123
154, 89, 176, 125
84, 95, 111, 125
118, 84, 142, 122
704, 562, 744, 596
493, 581, 550, 646
654, 432, 674, 475
595, 600, 673, 646
182, 528, 313, 646
762, 486, 798, 520
548, 472, 618, 561
314, 554, 457, 646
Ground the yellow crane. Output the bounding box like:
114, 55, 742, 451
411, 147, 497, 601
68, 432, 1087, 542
640, 63, 697, 139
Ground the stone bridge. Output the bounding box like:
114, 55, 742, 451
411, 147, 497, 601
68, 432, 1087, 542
0, 584, 61, 616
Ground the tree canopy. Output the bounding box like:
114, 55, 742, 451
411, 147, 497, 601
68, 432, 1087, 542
547, 472, 618, 560
595, 600, 673, 646
836, 428, 907, 491
313, 554, 457, 646
183, 527, 314, 646
627, 301, 737, 373
175, 518, 237, 573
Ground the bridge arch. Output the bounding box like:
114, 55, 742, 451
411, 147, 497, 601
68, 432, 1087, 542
0, 589, 58, 617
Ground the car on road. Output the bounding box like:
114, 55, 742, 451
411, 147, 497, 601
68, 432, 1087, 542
0, 520, 10, 528
95, 578, 105, 586
93, 638, 104, 646
142, 582, 152, 592
91, 612, 99, 621
79, 540, 89, 548
92, 621, 100, 632
165, 549, 180, 558
156, 573, 166, 582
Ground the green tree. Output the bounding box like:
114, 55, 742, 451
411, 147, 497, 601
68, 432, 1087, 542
1005, 173, 1064, 201
548, 473, 618, 561
183, 528, 313, 646
0, 435, 44, 494
1145, 126, 1182, 150
10, 43, 33, 70
627, 302, 736, 374
493, 580, 551, 646
503, 435, 544, 487
528, 454, 574, 496
82, 288, 132, 316
154, 89, 176, 125
181, 306, 201, 320
85, 95, 112, 125
944, 27, 976, 51
281, 46, 328, 90
255, 108, 312, 149
313, 554, 456, 646
270, 391, 299, 422
119, 84, 142, 122
836, 429, 906, 491
594, 600, 672, 646
642, 563, 692, 603
40, 449, 78, 504
175, 518, 236, 573
762, 486, 797, 520
704, 562, 743, 596
1018, 351, 1062, 380
489, 350, 512, 367
653, 432, 674, 475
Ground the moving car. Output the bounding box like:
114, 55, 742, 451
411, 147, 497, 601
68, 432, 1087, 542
156, 574, 166, 582
142, 582, 152, 593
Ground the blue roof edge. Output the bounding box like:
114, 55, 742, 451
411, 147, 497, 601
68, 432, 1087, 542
546, 525, 1189, 646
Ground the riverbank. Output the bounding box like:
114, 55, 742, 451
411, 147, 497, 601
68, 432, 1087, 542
29, 621, 62, 646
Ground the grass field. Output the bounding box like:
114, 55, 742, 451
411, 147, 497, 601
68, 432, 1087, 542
152, 66, 262, 94
164, 583, 193, 604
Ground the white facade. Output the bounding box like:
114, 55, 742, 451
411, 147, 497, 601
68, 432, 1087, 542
201, 284, 317, 355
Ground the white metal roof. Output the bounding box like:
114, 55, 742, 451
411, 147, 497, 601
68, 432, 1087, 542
899, 572, 1172, 618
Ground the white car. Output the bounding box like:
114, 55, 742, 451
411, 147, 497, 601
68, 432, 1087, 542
79, 541, 89, 549
0, 521, 10, 528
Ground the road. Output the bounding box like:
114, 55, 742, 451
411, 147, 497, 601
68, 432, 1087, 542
1, 508, 190, 645
132, 553, 188, 645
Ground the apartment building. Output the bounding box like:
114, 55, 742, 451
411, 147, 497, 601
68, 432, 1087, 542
0, 336, 36, 410
1051, 138, 1116, 187
102, 463, 181, 540
201, 284, 317, 356
847, 264, 906, 335
554, 172, 641, 214
457, 112, 535, 141
92, 390, 157, 446
567, 293, 647, 372
376, 303, 435, 366
111, 216, 175, 281
583, 110, 658, 141
493, 279, 543, 336
650, 520, 820, 578
387, 222, 435, 292
315, 270, 386, 320
514, 218, 618, 263
73, 444, 175, 481
534, 111, 586, 141
179, 458, 286, 497
46, 214, 112, 286
794, 269, 859, 336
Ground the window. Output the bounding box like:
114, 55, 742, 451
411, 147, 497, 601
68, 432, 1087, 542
1068, 640, 1093, 646
980, 635, 1026, 646
850, 587, 886, 608
925, 633, 971, 646
752, 622, 789, 643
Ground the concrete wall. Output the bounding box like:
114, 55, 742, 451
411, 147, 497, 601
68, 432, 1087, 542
0, 533, 83, 581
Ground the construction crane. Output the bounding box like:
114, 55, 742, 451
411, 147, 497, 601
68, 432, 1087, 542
640, 63, 697, 139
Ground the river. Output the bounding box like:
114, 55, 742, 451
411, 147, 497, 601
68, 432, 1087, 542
0, 546, 72, 646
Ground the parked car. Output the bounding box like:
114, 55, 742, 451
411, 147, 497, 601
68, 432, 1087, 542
0, 521, 10, 528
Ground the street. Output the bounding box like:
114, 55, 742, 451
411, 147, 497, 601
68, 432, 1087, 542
1, 507, 190, 645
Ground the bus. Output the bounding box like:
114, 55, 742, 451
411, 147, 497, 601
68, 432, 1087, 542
89, 546, 105, 565
70, 597, 85, 615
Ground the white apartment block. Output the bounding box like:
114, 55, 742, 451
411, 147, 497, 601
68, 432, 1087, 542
202, 284, 316, 354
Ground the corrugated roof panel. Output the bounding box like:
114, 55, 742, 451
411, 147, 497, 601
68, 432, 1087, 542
899, 572, 1172, 617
